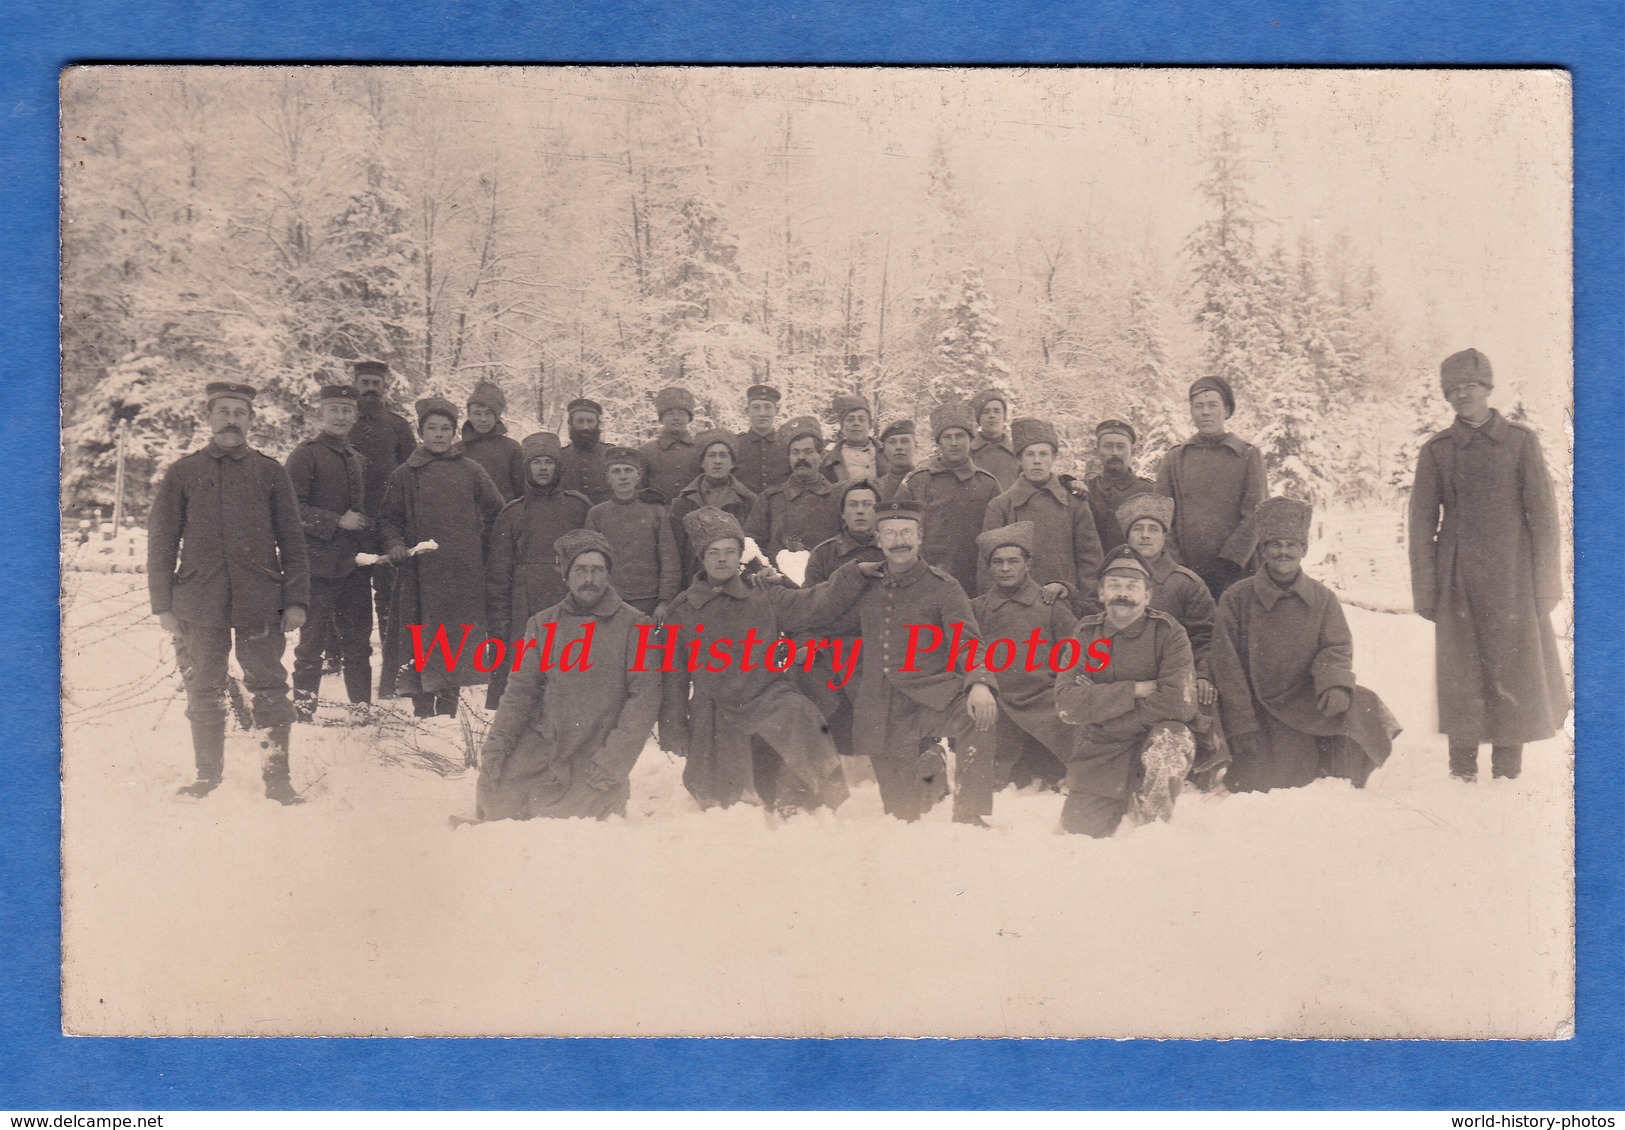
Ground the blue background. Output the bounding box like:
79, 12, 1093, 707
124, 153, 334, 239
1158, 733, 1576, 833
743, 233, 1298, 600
4, 0, 1620, 1110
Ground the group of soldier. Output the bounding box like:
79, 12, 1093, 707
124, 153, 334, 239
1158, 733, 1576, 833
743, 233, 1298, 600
145, 346, 1567, 835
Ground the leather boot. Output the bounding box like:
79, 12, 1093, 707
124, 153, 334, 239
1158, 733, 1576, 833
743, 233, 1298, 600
261, 724, 304, 806
1491, 744, 1524, 780
343, 663, 373, 705
178, 718, 225, 798
292, 688, 318, 723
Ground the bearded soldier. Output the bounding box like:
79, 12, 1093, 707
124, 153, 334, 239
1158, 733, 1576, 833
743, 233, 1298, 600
149, 381, 310, 803
348, 359, 415, 698
557, 396, 615, 506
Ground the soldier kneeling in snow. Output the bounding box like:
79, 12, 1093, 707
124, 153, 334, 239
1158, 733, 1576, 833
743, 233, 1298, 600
1209, 497, 1401, 793
475, 529, 661, 822
1056, 545, 1197, 837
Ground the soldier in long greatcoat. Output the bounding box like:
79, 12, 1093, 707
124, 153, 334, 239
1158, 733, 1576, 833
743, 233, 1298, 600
1407, 348, 1567, 782
148, 381, 310, 803
379, 397, 507, 718
475, 529, 660, 822
461, 381, 528, 502
348, 360, 416, 698
1084, 418, 1157, 553
897, 401, 1003, 598
639, 384, 703, 503
745, 416, 840, 558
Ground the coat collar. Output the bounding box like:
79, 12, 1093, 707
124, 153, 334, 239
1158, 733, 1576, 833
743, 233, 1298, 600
653, 431, 694, 450
1101, 608, 1152, 639
881, 557, 929, 588
682, 574, 755, 607
829, 530, 877, 557
461, 419, 508, 442
982, 576, 1043, 611
821, 438, 877, 466
561, 587, 624, 619
1449, 409, 1509, 446
780, 474, 833, 499
405, 444, 464, 469
1252, 570, 1314, 610
972, 433, 1014, 456
1185, 431, 1250, 457
316, 430, 358, 455
1147, 551, 1180, 585
205, 441, 250, 461
679, 475, 751, 506
917, 455, 981, 482
1006, 474, 1070, 506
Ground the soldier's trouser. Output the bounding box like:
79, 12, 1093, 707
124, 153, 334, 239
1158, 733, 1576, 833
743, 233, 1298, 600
293, 571, 374, 703
367, 561, 400, 695
745, 694, 849, 812
871, 691, 996, 821
993, 715, 1066, 790
174, 618, 293, 778
1449, 741, 1523, 780
1060, 791, 1128, 838
1062, 722, 1193, 835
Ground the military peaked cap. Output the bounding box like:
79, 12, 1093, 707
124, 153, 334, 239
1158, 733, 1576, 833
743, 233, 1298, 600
1098, 543, 1154, 581
318, 385, 358, 404
566, 397, 604, 418
205, 381, 257, 406
1094, 418, 1137, 444
874, 498, 925, 523
602, 444, 642, 469
879, 419, 916, 442
745, 384, 782, 405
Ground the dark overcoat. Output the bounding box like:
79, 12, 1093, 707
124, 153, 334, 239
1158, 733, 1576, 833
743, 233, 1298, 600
585, 492, 682, 606
1084, 469, 1157, 552
557, 437, 614, 506
379, 447, 507, 695
349, 403, 416, 550
669, 476, 758, 566
981, 475, 1105, 610
970, 434, 1020, 491
896, 457, 1003, 597
487, 479, 594, 639
733, 427, 789, 496
1407, 411, 1566, 744
1154, 432, 1268, 578
284, 431, 368, 579
969, 578, 1076, 759
476, 589, 660, 821
640, 433, 703, 503
744, 474, 840, 558
148, 442, 311, 628
461, 421, 528, 503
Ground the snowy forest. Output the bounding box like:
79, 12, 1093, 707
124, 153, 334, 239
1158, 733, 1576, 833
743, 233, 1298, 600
60, 68, 1559, 520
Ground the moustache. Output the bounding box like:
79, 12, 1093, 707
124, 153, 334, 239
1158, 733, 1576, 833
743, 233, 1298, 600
1104, 456, 1126, 468
214, 425, 245, 437
1108, 596, 1139, 607
791, 458, 815, 470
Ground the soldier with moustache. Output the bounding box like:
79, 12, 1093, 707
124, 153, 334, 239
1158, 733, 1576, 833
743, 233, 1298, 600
1084, 419, 1157, 552
347, 359, 416, 698
557, 396, 615, 506
148, 381, 310, 804
744, 415, 840, 559
285, 381, 374, 718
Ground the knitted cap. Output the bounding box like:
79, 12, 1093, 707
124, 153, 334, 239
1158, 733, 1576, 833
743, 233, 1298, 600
1010, 417, 1060, 455
1440, 348, 1494, 394
1255, 496, 1313, 545
976, 520, 1035, 563
929, 400, 977, 440
1188, 376, 1236, 417
467, 380, 507, 416
521, 432, 564, 461
681, 506, 746, 558
1116, 493, 1174, 534
555, 528, 614, 575
415, 397, 459, 429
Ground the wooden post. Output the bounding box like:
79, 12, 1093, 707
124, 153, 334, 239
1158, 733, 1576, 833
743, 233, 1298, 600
111, 419, 128, 537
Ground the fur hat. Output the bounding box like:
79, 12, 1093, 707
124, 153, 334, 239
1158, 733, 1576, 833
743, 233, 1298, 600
976, 520, 1035, 564
555, 528, 614, 575
1440, 348, 1494, 394
654, 385, 698, 419
1116, 493, 1174, 534
830, 393, 871, 422
1255, 496, 1313, 545
694, 429, 738, 462
521, 432, 564, 461
1010, 417, 1061, 455
929, 401, 977, 440
681, 506, 746, 558
779, 415, 826, 451
414, 397, 459, 430
467, 381, 507, 416
1188, 376, 1236, 417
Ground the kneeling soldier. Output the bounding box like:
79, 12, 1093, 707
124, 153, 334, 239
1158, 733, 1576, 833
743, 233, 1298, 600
1056, 545, 1197, 837
476, 530, 661, 822
149, 381, 310, 803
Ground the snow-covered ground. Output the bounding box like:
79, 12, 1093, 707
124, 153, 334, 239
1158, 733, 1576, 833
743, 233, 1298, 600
60, 560, 1573, 1039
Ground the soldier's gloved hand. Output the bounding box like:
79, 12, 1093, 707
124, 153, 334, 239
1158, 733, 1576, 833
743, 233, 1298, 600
1039, 582, 1069, 606
1196, 678, 1217, 706
652, 602, 670, 624
1058, 474, 1088, 498
337, 510, 367, 531
387, 543, 412, 566
281, 605, 307, 633
1318, 686, 1352, 716
157, 611, 181, 635
966, 683, 997, 731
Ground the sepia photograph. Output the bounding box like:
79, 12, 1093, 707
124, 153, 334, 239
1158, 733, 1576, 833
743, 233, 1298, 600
58, 65, 1574, 1039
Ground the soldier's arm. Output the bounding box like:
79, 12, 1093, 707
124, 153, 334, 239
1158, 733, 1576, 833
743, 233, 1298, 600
769, 559, 872, 634
284, 446, 344, 542
801, 543, 832, 588
1071, 502, 1105, 613
941, 581, 998, 695
1181, 577, 1217, 679
378, 468, 410, 553
269, 461, 311, 610
146, 465, 185, 615
1054, 648, 1137, 725
1209, 591, 1262, 737
1310, 590, 1357, 697
743, 492, 771, 547
1219, 446, 1268, 567
655, 510, 683, 603
1133, 620, 1197, 726
1519, 431, 1564, 613
655, 619, 693, 757
1406, 442, 1443, 618
485, 507, 518, 640
481, 614, 546, 770
592, 618, 663, 780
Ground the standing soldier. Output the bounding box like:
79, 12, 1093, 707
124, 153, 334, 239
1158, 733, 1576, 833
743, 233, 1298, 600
557, 396, 614, 505
745, 415, 840, 559
1118, 494, 1228, 789
1055, 546, 1197, 837
969, 388, 1020, 490
1084, 419, 1156, 552
659, 508, 871, 814
835, 499, 1001, 826
285, 382, 373, 719
970, 522, 1075, 791
897, 401, 1003, 598
820, 393, 889, 484
669, 429, 758, 569
487, 432, 594, 705
1211, 498, 1400, 793
348, 359, 416, 699
461, 381, 528, 502
379, 397, 507, 718
586, 445, 681, 620
1155, 376, 1268, 598
982, 417, 1105, 614
640, 384, 703, 503
1407, 348, 1567, 782
876, 419, 917, 501
475, 530, 661, 822
734, 383, 787, 497
148, 381, 310, 803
